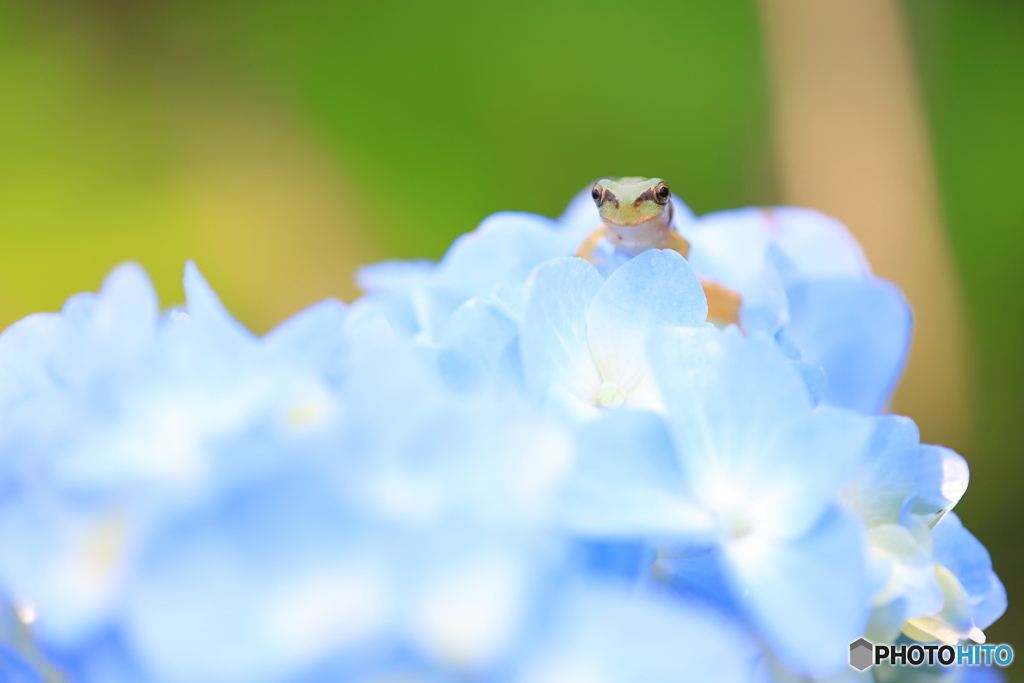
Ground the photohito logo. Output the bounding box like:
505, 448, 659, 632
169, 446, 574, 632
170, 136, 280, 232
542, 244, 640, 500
849, 638, 1014, 671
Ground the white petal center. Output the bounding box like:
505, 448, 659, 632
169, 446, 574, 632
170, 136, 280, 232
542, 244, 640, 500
595, 381, 627, 408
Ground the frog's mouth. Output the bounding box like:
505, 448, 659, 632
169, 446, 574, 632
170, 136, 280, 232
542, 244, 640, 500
608, 214, 668, 228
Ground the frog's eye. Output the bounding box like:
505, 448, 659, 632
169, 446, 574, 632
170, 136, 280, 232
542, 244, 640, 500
591, 185, 603, 204
654, 183, 671, 204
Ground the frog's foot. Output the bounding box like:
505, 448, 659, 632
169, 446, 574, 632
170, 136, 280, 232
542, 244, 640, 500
654, 229, 691, 260
700, 278, 742, 330
575, 224, 608, 265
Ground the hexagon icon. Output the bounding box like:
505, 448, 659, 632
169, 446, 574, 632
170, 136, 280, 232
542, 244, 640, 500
849, 638, 874, 671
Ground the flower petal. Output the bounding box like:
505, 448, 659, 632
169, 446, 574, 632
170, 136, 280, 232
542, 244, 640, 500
437, 298, 521, 391
519, 584, 756, 683
931, 513, 995, 601
868, 524, 944, 618
264, 299, 348, 370
724, 506, 871, 678
841, 415, 922, 527
355, 259, 436, 294
183, 261, 254, 347
557, 410, 715, 539
586, 249, 706, 402
750, 406, 874, 539
520, 258, 603, 407
648, 326, 821, 515
438, 212, 564, 310
912, 446, 969, 521
972, 572, 1007, 632
785, 278, 911, 413
767, 207, 871, 280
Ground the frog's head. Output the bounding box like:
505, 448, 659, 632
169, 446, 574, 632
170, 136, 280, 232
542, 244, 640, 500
591, 177, 672, 226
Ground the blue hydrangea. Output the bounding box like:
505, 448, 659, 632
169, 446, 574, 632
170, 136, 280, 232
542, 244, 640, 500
519, 250, 706, 418
358, 188, 910, 415
841, 416, 1005, 647
0, 186, 1004, 683
680, 207, 912, 413
557, 326, 876, 677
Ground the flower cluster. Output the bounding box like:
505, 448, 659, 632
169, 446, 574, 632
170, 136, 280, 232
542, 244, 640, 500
0, 189, 1004, 682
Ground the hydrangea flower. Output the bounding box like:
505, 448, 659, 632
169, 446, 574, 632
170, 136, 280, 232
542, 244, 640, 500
558, 326, 875, 677
0, 262, 349, 663
680, 207, 912, 413
520, 250, 705, 417
359, 188, 911, 415
354, 211, 570, 341
0, 185, 1005, 683
841, 416, 1006, 647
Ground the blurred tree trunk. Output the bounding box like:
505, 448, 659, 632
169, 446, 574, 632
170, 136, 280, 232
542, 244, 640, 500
759, 0, 973, 449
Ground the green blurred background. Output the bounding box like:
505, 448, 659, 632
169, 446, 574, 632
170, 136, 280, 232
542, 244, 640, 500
0, 0, 1021, 660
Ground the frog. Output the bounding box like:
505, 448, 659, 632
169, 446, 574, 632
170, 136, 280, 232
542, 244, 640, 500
575, 176, 741, 328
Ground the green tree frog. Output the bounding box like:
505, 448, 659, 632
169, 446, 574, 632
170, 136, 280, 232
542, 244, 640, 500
575, 176, 742, 327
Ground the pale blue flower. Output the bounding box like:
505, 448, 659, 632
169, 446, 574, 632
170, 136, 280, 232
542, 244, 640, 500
513, 583, 757, 683
355, 211, 568, 342
359, 191, 910, 417
0, 262, 351, 670
0, 176, 1005, 683
519, 249, 706, 418
840, 415, 1004, 648
0, 261, 691, 683
681, 207, 912, 413
932, 513, 1006, 635
558, 326, 875, 677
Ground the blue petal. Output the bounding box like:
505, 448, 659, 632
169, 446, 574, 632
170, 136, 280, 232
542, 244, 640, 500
959, 666, 1009, 683
586, 250, 706, 397
972, 572, 1007, 631
436, 212, 564, 308
841, 415, 921, 527
785, 278, 911, 413
557, 410, 714, 539
567, 538, 655, 584
436, 298, 521, 391
124, 476, 387, 683
647, 326, 815, 502
589, 250, 706, 330
355, 259, 436, 293
931, 513, 994, 601
520, 584, 756, 683
264, 299, 348, 371
183, 261, 255, 347
95, 263, 160, 345
766, 207, 870, 280
867, 523, 943, 618
724, 506, 871, 678
751, 406, 873, 539
911, 445, 969, 519
669, 195, 697, 225
345, 291, 419, 338
0, 313, 64, 414
654, 545, 740, 616
790, 360, 827, 405
682, 208, 774, 287
520, 258, 604, 407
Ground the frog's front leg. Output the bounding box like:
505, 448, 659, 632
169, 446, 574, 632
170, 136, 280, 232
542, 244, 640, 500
574, 223, 608, 264
700, 278, 742, 329
654, 229, 691, 259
